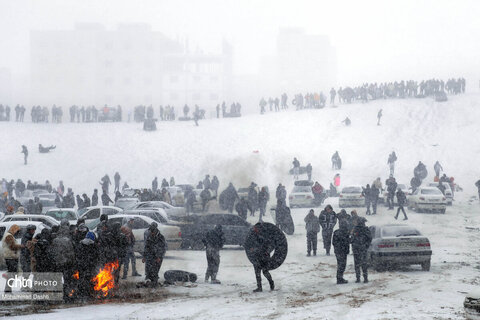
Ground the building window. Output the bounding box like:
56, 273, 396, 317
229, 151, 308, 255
210, 93, 219, 100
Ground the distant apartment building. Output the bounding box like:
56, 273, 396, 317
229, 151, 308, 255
30, 23, 232, 108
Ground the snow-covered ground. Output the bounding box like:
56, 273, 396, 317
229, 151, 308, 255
2, 93, 480, 319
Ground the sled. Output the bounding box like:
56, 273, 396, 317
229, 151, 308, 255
164, 270, 197, 284
244, 222, 288, 271
143, 119, 157, 131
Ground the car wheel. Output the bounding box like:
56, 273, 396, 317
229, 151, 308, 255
421, 260, 431, 271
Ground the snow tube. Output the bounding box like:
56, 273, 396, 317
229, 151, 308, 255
164, 270, 197, 283
280, 211, 295, 235
244, 222, 288, 271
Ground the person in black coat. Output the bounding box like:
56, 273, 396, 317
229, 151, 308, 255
202, 225, 225, 284
142, 223, 166, 287
362, 185, 372, 215
235, 197, 249, 220
82, 194, 91, 208
351, 218, 372, 283
21, 225, 36, 273
76, 231, 98, 299
306, 163, 312, 181
152, 177, 158, 192
395, 188, 408, 220
21, 145, 28, 165
247, 182, 258, 216
319, 205, 337, 255
223, 183, 239, 213
257, 187, 268, 221
386, 176, 398, 210
76, 195, 85, 210
249, 224, 275, 292
34, 228, 53, 272
332, 220, 350, 284
114, 172, 121, 193
91, 189, 98, 206
370, 185, 380, 214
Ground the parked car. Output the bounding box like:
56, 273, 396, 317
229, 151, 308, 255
37, 192, 57, 213
381, 183, 409, 205
129, 201, 187, 219
88, 214, 182, 253
180, 213, 251, 250
114, 197, 140, 210
464, 289, 480, 320
407, 186, 447, 213
427, 182, 453, 205
368, 224, 432, 271
289, 185, 314, 208
45, 208, 79, 225
123, 208, 171, 225
1, 214, 59, 228
338, 186, 365, 208
0, 221, 48, 268
77, 206, 124, 224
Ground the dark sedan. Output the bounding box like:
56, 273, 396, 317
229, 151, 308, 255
180, 214, 251, 250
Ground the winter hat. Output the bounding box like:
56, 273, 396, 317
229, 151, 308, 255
85, 231, 95, 241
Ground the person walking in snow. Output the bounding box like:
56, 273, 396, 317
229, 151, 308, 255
202, 225, 225, 284
292, 158, 300, 180
319, 205, 337, 255
475, 180, 480, 203
434, 161, 443, 178
304, 209, 320, 256
395, 188, 408, 220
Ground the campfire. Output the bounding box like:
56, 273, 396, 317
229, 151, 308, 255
93, 260, 119, 297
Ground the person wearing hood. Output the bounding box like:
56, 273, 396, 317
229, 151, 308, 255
82, 194, 91, 207
333, 219, 350, 284
2, 224, 24, 292
247, 182, 258, 217
20, 224, 36, 273
202, 225, 225, 284
142, 222, 166, 287
121, 218, 141, 279
76, 195, 85, 210
351, 217, 372, 283
304, 209, 320, 256
101, 190, 113, 206
76, 231, 99, 299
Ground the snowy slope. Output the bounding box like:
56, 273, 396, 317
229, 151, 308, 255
2, 92, 480, 319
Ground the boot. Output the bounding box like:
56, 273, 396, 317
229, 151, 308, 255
269, 280, 275, 291
364, 276, 368, 283
355, 277, 361, 283
211, 273, 221, 284
337, 278, 348, 284
253, 287, 262, 292
122, 273, 127, 280
132, 272, 142, 277
205, 273, 210, 282
313, 251, 316, 256
307, 252, 311, 257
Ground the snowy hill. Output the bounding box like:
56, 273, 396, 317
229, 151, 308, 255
3, 92, 480, 319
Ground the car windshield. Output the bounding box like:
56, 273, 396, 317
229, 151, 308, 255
342, 187, 362, 194
292, 186, 311, 193
46, 210, 76, 221
421, 188, 442, 195
381, 226, 421, 237
77, 208, 89, 216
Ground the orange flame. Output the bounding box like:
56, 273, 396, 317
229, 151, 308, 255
93, 260, 119, 297
68, 289, 75, 297
73, 270, 79, 280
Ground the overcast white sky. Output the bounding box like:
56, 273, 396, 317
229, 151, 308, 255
1, 0, 479, 84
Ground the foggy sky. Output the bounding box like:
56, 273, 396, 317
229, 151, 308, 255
1, 0, 479, 85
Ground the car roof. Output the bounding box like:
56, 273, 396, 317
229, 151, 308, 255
418, 186, 440, 190
0, 220, 47, 227
83, 206, 122, 210
108, 214, 156, 223
47, 208, 76, 212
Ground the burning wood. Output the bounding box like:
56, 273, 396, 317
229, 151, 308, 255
93, 260, 119, 297
73, 270, 79, 280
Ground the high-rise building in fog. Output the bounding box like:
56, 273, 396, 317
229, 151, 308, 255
276, 28, 336, 93
30, 23, 232, 108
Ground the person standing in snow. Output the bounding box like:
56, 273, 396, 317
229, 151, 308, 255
114, 172, 121, 193
362, 184, 372, 215
304, 209, 320, 256
395, 188, 408, 220
377, 109, 383, 126
202, 225, 225, 284
21, 145, 28, 165
306, 163, 312, 181
101, 190, 113, 206
434, 161, 443, 178
370, 185, 380, 215
386, 175, 398, 210
319, 205, 337, 255
91, 189, 99, 206
142, 222, 166, 287
351, 217, 372, 283
292, 158, 300, 180
152, 177, 158, 193
387, 151, 397, 176
332, 219, 350, 284
475, 180, 480, 203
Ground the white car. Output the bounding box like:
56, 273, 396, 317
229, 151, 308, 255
382, 183, 409, 205
88, 214, 182, 254
77, 206, 123, 224
288, 186, 314, 208
368, 224, 432, 271
427, 182, 453, 205
408, 186, 447, 214
45, 208, 79, 225
37, 193, 58, 213
130, 201, 187, 219
123, 209, 171, 224
114, 197, 140, 210
339, 186, 365, 208
1, 214, 59, 228
0, 221, 48, 268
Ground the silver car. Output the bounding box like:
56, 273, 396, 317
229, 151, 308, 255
339, 186, 365, 208
368, 224, 432, 271
288, 186, 314, 208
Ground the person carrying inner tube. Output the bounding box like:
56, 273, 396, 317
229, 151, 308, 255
250, 224, 275, 292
